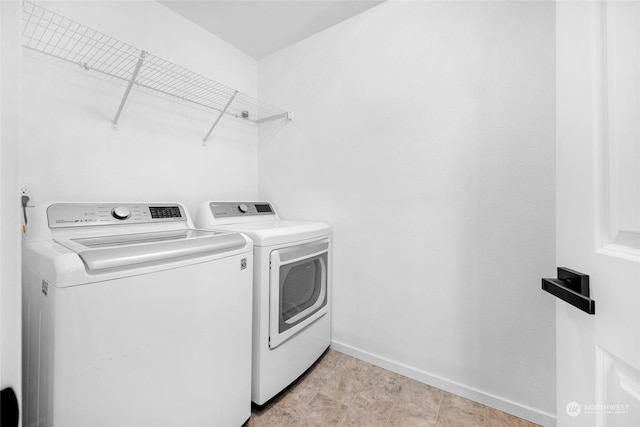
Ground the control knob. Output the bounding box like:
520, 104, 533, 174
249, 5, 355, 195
238, 203, 249, 213
111, 206, 131, 220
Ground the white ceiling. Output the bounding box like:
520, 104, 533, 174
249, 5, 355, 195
159, 1, 386, 60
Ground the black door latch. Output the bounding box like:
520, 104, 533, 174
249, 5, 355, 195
542, 267, 595, 314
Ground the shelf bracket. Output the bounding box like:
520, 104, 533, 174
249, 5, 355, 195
202, 90, 238, 143
255, 112, 291, 124
112, 50, 147, 129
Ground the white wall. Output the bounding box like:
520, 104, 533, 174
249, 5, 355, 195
1, 0, 23, 422
20, 1, 259, 216
258, 1, 556, 424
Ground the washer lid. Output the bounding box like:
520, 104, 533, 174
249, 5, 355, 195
55, 229, 247, 271
208, 220, 331, 246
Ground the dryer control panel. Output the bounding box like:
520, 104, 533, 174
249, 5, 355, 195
47, 203, 186, 228
209, 202, 274, 218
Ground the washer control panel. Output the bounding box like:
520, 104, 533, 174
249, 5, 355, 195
47, 203, 186, 228
209, 202, 274, 218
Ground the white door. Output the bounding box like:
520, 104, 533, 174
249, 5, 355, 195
556, 1, 640, 426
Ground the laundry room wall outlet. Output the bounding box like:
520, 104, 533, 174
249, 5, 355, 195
20, 183, 36, 203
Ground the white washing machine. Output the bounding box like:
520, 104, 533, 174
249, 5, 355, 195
22, 202, 254, 427
195, 201, 331, 406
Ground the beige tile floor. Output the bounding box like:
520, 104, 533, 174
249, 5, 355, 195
247, 349, 541, 427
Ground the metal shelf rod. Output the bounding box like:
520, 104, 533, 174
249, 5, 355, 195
203, 90, 238, 143
112, 50, 146, 128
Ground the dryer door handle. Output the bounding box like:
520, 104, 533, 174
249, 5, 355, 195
272, 239, 329, 265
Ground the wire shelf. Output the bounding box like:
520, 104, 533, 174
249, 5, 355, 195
21, 1, 290, 140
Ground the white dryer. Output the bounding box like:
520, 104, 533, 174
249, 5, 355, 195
196, 201, 331, 406
22, 202, 254, 427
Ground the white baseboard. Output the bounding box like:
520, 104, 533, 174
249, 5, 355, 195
330, 340, 556, 427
